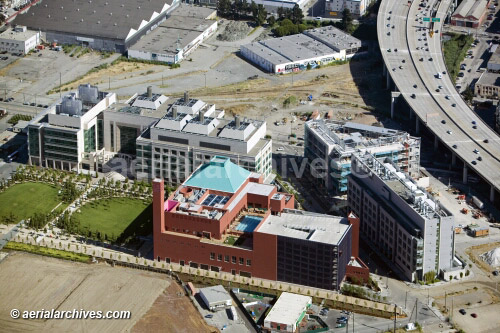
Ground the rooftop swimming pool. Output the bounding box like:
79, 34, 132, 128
235, 215, 263, 233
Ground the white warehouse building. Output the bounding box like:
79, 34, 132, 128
0, 26, 40, 55
241, 26, 362, 73
325, 0, 375, 18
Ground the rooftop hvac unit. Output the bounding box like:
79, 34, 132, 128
57, 94, 83, 116
78, 84, 99, 104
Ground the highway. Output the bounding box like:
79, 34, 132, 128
378, 0, 500, 201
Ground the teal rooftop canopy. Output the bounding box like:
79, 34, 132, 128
184, 156, 251, 193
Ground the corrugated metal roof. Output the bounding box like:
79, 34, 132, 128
453, 0, 488, 20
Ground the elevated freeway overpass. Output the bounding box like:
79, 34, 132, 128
378, 0, 500, 202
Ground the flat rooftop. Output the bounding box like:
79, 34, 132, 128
171, 3, 216, 19
304, 26, 362, 51
264, 292, 310, 326
354, 152, 450, 219
0, 27, 38, 41
104, 102, 168, 119
199, 285, 231, 303
306, 120, 417, 152
477, 71, 500, 86
129, 15, 215, 55
242, 25, 361, 66
13, 0, 174, 40
261, 34, 338, 61
257, 209, 350, 245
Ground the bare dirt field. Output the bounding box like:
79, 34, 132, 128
0, 252, 213, 332
132, 281, 217, 333
466, 241, 500, 274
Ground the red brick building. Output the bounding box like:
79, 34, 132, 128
153, 156, 368, 290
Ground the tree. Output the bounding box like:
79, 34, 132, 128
267, 15, 276, 26
291, 4, 303, 24
277, 7, 285, 20
217, 0, 232, 18
341, 8, 353, 32
252, 3, 267, 26
462, 86, 474, 103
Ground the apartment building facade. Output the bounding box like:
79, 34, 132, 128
348, 152, 455, 281
304, 120, 420, 195
325, 0, 374, 18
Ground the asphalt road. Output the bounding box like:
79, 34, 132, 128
378, 0, 500, 196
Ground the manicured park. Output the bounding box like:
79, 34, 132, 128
0, 183, 62, 222
76, 197, 152, 241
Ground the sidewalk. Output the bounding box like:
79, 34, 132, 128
8, 232, 403, 318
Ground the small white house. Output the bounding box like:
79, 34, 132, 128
199, 285, 232, 311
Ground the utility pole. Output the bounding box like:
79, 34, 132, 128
394, 305, 397, 332
415, 299, 418, 323
445, 292, 447, 312
352, 313, 354, 333
405, 291, 408, 309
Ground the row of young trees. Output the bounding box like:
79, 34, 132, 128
217, 0, 304, 27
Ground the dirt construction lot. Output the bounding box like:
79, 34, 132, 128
0, 252, 213, 332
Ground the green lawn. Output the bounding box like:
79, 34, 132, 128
0, 183, 62, 223
76, 197, 152, 242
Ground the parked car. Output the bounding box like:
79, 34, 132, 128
459, 309, 466, 315
471, 313, 478, 318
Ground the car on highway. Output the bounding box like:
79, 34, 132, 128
411, 94, 416, 99
452, 103, 456, 107
459, 309, 466, 315
447, 130, 452, 134
471, 313, 478, 318
473, 149, 480, 154
441, 120, 446, 124
493, 270, 499, 276
436, 73, 442, 79
453, 144, 458, 149
484, 139, 489, 143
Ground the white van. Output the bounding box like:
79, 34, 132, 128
437, 72, 442, 79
